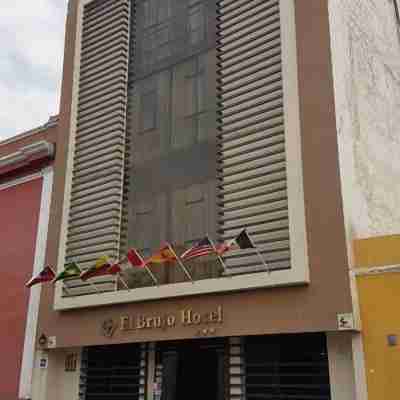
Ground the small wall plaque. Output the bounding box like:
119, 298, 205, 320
47, 336, 57, 349
65, 353, 78, 372
337, 313, 355, 331
39, 356, 48, 369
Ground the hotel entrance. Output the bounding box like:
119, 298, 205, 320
155, 339, 226, 400
78, 334, 331, 400
79, 339, 226, 400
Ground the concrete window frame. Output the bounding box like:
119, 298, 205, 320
55, 0, 309, 311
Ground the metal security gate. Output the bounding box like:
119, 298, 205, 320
79, 344, 146, 400
155, 339, 227, 400
245, 334, 331, 400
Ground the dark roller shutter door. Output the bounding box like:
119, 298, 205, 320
217, 348, 228, 400
79, 344, 145, 400
245, 334, 331, 400
161, 351, 178, 400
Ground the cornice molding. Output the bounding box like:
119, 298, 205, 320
0, 115, 58, 146
0, 140, 55, 176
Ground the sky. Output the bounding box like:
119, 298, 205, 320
0, 0, 67, 141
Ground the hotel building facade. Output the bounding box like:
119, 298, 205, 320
29, 1, 400, 399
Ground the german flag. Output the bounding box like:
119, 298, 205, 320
145, 244, 177, 265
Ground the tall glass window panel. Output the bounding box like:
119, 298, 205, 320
188, 3, 205, 45
127, 0, 218, 285
140, 90, 157, 132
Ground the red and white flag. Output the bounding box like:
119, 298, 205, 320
26, 266, 56, 288
108, 249, 146, 274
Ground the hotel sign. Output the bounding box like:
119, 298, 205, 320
100, 306, 224, 337
120, 306, 223, 331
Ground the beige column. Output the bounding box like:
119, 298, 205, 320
147, 343, 156, 400
31, 348, 82, 400
327, 332, 368, 400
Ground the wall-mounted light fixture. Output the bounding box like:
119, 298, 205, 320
38, 333, 47, 347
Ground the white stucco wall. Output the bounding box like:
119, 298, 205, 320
329, 0, 400, 248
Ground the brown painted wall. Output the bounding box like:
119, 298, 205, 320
37, 0, 353, 348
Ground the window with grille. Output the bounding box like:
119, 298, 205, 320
245, 334, 331, 400
79, 344, 146, 400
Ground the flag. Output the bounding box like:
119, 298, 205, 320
127, 248, 146, 268
217, 229, 269, 271
108, 249, 146, 275
180, 237, 215, 261
235, 229, 256, 249
26, 266, 55, 288
80, 256, 112, 281
218, 229, 256, 255
145, 245, 177, 264
53, 263, 81, 283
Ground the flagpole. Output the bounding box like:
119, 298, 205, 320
207, 235, 227, 273
108, 257, 130, 291
129, 248, 158, 286
118, 273, 131, 291
48, 266, 72, 294
145, 265, 159, 286
167, 244, 194, 283
49, 266, 57, 277
62, 280, 72, 296
254, 247, 271, 273
62, 276, 82, 296
245, 229, 271, 274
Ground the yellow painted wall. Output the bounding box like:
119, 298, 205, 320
353, 234, 400, 267
357, 272, 400, 400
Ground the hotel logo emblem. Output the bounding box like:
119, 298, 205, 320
101, 318, 117, 338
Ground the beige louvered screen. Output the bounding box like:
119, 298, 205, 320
217, 0, 291, 273
64, 0, 131, 295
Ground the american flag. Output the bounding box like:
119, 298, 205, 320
180, 237, 216, 261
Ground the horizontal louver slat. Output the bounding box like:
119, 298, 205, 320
63, 0, 130, 297
217, 0, 290, 274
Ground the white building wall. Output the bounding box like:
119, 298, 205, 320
329, 0, 400, 249
328, 2, 400, 399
